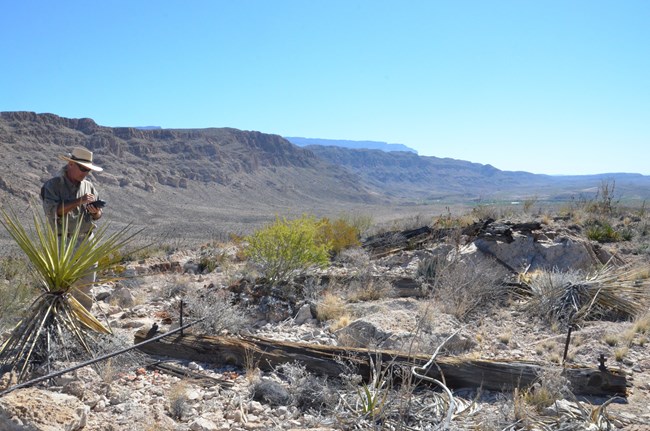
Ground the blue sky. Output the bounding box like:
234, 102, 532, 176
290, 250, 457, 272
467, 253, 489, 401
2, 1, 649, 175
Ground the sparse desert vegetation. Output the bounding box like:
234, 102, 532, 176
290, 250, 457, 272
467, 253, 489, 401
1, 189, 650, 430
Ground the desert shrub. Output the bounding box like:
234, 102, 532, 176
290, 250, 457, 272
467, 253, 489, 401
419, 255, 509, 321
317, 217, 361, 255
586, 180, 619, 216
197, 244, 231, 273
252, 379, 292, 406
471, 202, 503, 221
633, 311, 650, 336
279, 362, 338, 412
244, 215, 331, 286
182, 287, 248, 335
515, 368, 572, 415
522, 196, 539, 214
432, 207, 474, 230
416, 255, 439, 280
335, 247, 371, 268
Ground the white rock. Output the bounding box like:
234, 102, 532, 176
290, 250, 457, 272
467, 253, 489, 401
187, 389, 203, 401
188, 361, 203, 370
190, 417, 219, 431
248, 400, 265, 414
293, 303, 313, 325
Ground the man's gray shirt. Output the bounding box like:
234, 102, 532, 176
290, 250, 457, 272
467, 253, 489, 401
41, 167, 99, 235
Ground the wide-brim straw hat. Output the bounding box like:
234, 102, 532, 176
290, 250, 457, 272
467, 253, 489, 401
59, 147, 103, 172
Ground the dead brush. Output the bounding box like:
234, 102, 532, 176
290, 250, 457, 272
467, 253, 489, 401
417, 254, 509, 321
315, 291, 348, 323
181, 287, 248, 335
512, 390, 622, 430
346, 275, 393, 302
334, 332, 482, 430
278, 362, 338, 412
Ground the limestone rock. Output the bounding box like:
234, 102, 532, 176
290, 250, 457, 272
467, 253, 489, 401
470, 232, 600, 272
0, 388, 89, 431
293, 303, 313, 325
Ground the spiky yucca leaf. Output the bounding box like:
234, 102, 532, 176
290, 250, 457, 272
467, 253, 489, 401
0, 205, 142, 382
0, 206, 140, 295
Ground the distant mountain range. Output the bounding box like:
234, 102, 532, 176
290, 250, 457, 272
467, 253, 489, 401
1, 111, 649, 241
285, 137, 417, 154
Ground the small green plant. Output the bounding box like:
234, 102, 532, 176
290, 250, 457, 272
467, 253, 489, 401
586, 220, 621, 243
350, 357, 390, 422
357, 380, 389, 419
244, 215, 331, 286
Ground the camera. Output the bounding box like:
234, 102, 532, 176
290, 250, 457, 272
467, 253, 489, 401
89, 199, 107, 209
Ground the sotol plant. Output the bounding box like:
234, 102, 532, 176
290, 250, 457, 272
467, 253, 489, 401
0, 206, 141, 382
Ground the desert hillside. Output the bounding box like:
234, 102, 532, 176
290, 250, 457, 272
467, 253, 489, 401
3, 111, 650, 245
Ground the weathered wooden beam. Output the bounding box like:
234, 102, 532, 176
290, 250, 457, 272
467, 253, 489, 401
134, 330, 627, 397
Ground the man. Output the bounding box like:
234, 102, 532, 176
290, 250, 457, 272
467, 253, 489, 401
41, 146, 104, 310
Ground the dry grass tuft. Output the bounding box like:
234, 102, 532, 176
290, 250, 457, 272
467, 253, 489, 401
315, 291, 348, 322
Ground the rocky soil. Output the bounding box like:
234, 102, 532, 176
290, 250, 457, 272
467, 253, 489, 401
1, 216, 650, 430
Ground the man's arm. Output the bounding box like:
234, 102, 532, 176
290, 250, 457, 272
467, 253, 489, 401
55, 193, 100, 217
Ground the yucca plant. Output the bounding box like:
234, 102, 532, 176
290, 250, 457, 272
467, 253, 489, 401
521, 265, 650, 326
0, 206, 142, 382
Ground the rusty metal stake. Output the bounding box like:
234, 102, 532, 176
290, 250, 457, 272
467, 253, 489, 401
180, 299, 184, 336
562, 324, 573, 366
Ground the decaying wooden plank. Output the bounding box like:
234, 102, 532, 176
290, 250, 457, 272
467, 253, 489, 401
146, 361, 235, 388
134, 330, 627, 397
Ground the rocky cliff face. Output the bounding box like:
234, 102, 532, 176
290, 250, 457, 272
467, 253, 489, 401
0, 111, 369, 196
0, 112, 375, 240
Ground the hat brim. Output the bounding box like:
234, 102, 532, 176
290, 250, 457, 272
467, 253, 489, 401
59, 155, 103, 172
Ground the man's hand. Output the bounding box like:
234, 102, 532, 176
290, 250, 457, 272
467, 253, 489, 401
79, 193, 96, 206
